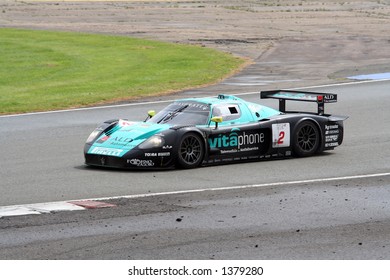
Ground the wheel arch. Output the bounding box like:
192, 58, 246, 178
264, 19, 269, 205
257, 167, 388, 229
174, 127, 208, 167
176, 127, 207, 148
292, 117, 324, 155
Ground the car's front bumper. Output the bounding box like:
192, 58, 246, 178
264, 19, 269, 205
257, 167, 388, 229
84, 145, 176, 169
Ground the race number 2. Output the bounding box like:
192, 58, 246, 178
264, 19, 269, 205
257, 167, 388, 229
272, 123, 290, 148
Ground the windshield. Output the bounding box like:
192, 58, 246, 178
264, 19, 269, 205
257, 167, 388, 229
148, 101, 210, 125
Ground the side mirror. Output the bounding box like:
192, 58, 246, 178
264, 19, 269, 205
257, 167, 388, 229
210, 116, 223, 129
145, 110, 156, 122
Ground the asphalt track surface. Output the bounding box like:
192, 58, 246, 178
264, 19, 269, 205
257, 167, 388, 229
1, 80, 390, 259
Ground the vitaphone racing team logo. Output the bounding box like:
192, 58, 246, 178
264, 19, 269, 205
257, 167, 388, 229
208, 128, 268, 154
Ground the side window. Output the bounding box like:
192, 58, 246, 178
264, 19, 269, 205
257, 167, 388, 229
212, 104, 241, 121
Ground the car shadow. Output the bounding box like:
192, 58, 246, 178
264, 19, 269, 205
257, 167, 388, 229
74, 164, 177, 173
74, 151, 334, 173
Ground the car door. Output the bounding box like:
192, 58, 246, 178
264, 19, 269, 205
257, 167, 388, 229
207, 103, 271, 162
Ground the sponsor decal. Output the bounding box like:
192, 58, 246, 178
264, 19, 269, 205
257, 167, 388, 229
325, 135, 339, 142
274, 93, 310, 100
162, 145, 173, 150
272, 93, 336, 103
325, 129, 339, 135
325, 142, 338, 148
325, 124, 339, 130
174, 102, 209, 111
127, 159, 154, 167
97, 135, 110, 143
145, 152, 171, 157
272, 123, 290, 148
108, 136, 134, 146
220, 149, 238, 154
119, 119, 135, 127
216, 147, 259, 155
208, 128, 265, 151
239, 147, 259, 152
324, 124, 339, 147
90, 147, 123, 156
324, 94, 337, 103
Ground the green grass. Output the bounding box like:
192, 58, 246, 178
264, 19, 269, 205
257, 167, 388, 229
0, 28, 246, 114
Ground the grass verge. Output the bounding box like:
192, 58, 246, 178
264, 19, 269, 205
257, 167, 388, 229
0, 28, 246, 114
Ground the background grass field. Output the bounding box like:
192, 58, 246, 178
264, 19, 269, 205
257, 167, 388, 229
0, 28, 245, 114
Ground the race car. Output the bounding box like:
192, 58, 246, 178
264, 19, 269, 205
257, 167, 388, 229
84, 90, 348, 169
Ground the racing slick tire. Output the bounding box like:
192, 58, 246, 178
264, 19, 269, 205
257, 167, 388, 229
293, 120, 320, 157
177, 132, 205, 169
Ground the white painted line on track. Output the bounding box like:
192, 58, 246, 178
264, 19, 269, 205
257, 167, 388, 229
0, 98, 184, 118
0, 202, 85, 218
89, 172, 390, 201
289, 77, 390, 91
0, 91, 258, 118
2, 78, 390, 119
1, 172, 389, 218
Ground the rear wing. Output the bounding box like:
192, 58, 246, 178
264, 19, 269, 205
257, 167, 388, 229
260, 89, 337, 115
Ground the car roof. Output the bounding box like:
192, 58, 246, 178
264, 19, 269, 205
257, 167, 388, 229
176, 94, 281, 120
177, 94, 246, 106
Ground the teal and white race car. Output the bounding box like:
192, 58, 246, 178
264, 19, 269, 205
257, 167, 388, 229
84, 90, 347, 169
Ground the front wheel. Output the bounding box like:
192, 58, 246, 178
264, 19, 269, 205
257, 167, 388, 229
176, 133, 205, 169
293, 121, 320, 157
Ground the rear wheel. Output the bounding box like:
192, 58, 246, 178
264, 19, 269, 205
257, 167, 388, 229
293, 121, 320, 157
177, 133, 204, 169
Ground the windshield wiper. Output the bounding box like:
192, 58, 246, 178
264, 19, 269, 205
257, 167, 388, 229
157, 105, 189, 124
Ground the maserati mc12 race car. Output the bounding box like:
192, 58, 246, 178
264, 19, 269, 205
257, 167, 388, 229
84, 90, 348, 169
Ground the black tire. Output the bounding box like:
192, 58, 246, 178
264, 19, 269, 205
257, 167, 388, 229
177, 133, 205, 169
293, 121, 320, 157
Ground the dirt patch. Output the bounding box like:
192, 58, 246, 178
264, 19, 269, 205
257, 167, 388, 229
2, 0, 390, 91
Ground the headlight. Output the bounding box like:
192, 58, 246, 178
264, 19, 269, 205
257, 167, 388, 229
86, 129, 102, 143
139, 135, 165, 149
